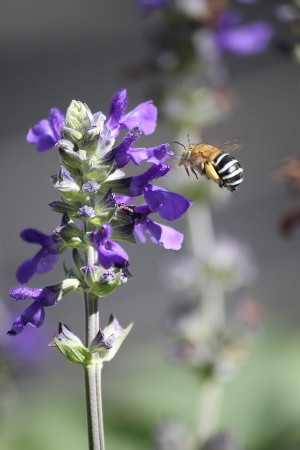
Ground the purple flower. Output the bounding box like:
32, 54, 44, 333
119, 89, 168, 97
119, 100, 157, 135
127, 143, 173, 166
134, 204, 184, 250
7, 286, 58, 335
106, 88, 157, 137
139, 0, 169, 9
112, 127, 142, 168
16, 229, 58, 284
215, 12, 273, 56
129, 163, 171, 196
112, 127, 172, 168
27, 107, 65, 152
92, 224, 129, 269
144, 184, 192, 221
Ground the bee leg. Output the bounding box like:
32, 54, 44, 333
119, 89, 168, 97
184, 165, 190, 177
191, 167, 198, 179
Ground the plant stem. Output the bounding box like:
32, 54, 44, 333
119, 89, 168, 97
196, 379, 223, 443
187, 204, 225, 443
84, 245, 105, 450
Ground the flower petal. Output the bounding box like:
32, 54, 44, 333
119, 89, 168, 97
48, 107, 65, 141
216, 21, 273, 56
98, 240, 129, 269
120, 100, 157, 135
107, 88, 128, 132
147, 220, 184, 250
129, 164, 170, 196
144, 185, 192, 221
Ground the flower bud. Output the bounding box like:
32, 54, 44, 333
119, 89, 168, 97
89, 315, 133, 362
89, 271, 124, 297
61, 126, 83, 143
50, 323, 92, 366
80, 265, 102, 287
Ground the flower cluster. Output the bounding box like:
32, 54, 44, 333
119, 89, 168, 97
8, 89, 191, 338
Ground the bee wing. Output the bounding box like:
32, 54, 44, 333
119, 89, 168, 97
220, 139, 242, 153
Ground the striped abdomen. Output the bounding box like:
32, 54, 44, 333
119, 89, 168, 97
213, 152, 244, 191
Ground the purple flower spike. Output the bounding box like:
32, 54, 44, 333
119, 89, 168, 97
27, 107, 65, 152
144, 185, 192, 221
134, 205, 184, 250
107, 88, 128, 133
16, 229, 58, 284
7, 286, 58, 335
216, 21, 273, 56
120, 101, 158, 135
92, 224, 129, 269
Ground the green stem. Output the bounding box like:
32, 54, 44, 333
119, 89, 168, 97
84, 245, 105, 450
196, 380, 223, 443
187, 204, 225, 443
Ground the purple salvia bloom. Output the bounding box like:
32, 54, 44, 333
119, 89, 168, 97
92, 224, 129, 269
7, 286, 58, 335
215, 20, 273, 56
113, 127, 142, 168
119, 100, 157, 135
106, 88, 128, 133
106, 89, 158, 137
16, 229, 58, 284
129, 163, 170, 196
134, 205, 184, 250
129, 143, 173, 166
27, 107, 65, 152
144, 185, 192, 221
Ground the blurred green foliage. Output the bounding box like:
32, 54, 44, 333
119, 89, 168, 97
2, 323, 300, 450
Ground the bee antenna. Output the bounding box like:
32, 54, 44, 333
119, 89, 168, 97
187, 134, 191, 146
172, 140, 186, 149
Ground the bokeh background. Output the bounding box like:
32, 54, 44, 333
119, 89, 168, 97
2, 1, 300, 449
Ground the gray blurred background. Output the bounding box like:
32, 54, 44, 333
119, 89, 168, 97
2, 1, 300, 449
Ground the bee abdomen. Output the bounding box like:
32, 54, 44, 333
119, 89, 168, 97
213, 152, 244, 191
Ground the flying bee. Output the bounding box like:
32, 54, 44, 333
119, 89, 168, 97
174, 139, 244, 192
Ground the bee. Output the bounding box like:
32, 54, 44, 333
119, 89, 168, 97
116, 203, 142, 220
174, 139, 244, 192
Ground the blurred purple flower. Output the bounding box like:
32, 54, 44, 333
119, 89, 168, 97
106, 88, 157, 137
7, 286, 58, 335
139, 0, 169, 10
92, 224, 129, 269
16, 229, 59, 284
215, 13, 273, 56
27, 107, 65, 152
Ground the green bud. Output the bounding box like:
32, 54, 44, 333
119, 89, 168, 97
89, 271, 124, 297
58, 220, 85, 248
49, 201, 79, 216
47, 278, 80, 302
80, 265, 102, 287
58, 146, 87, 172
61, 126, 83, 143
89, 315, 133, 362
50, 323, 92, 366
82, 159, 114, 184
65, 100, 87, 132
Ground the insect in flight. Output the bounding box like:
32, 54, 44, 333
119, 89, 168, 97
174, 138, 244, 192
